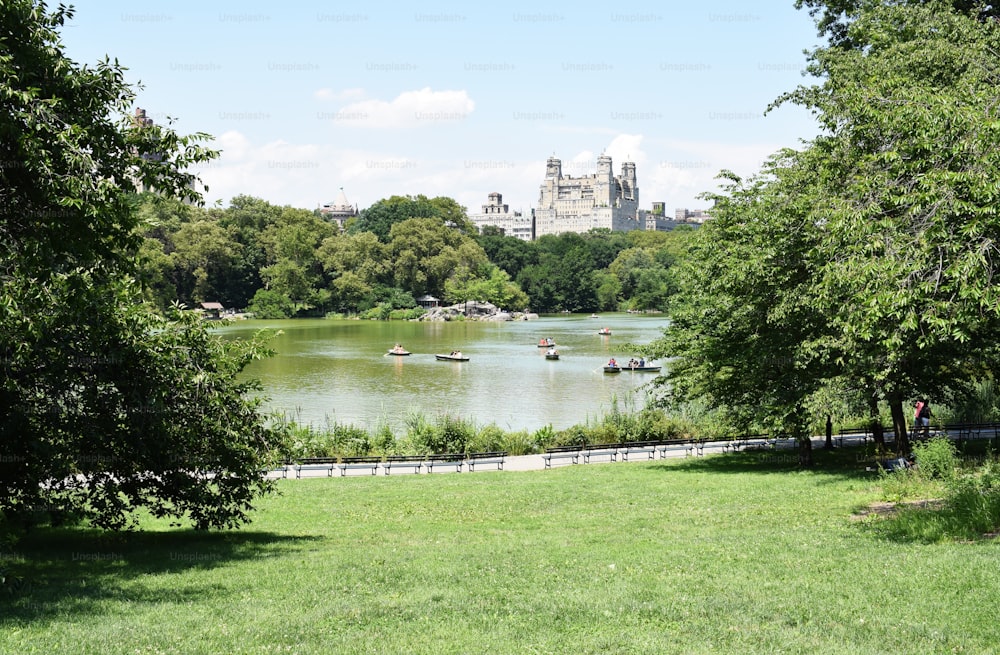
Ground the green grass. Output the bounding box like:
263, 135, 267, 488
3, 450, 999, 654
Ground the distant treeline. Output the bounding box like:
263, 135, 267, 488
135, 193, 696, 318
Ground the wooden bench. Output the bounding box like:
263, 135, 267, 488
425, 453, 465, 473
582, 443, 619, 464
543, 445, 581, 468
294, 457, 339, 478
466, 451, 507, 471
383, 455, 426, 475
338, 456, 382, 476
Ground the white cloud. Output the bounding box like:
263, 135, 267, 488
335, 87, 475, 129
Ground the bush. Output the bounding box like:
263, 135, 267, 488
404, 413, 475, 454
944, 463, 1000, 538
554, 425, 593, 447
247, 289, 296, 319
469, 424, 506, 453
499, 430, 539, 456
913, 437, 959, 481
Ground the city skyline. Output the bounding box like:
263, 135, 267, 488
60, 0, 824, 215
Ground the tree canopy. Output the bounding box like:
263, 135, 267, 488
1, 1, 281, 530
649, 0, 1000, 460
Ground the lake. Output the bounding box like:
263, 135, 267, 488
219, 314, 668, 434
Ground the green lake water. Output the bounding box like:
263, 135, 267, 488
219, 314, 668, 433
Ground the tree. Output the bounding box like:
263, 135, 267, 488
781, 1, 1000, 450
646, 158, 828, 465
794, 0, 1000, 48
476, 228, 538, 280
387, 217, 489, 298
170, 219, 242, 304
443, 263, 530, 310
649, 1, 1000, 458
1, 1, 281, 530
351, 194, 465, 242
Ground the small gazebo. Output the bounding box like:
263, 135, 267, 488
199, 301, 224, 319
416, 295, 440, 309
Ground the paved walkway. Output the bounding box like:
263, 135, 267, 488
266, 436, 837, 480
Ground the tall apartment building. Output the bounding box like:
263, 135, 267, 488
467, 192, 533, 241
534, 154, 643, 237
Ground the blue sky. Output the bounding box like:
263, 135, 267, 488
60, 0, 824, 216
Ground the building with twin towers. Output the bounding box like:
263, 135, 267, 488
534, 154, 642, 238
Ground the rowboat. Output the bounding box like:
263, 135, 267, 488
598, 328, 611, 335
536, 338, 555, 348
387, 347, 410, 356
545, 349, 560, 360
604, 365, 661, 373
436, 352, 469, 362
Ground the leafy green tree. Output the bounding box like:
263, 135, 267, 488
387, 217, 489, 298
317, 231, 391, 300
443, 263, 530, 310
247, 288, 296, 319
794, 0, 1000, 48
476, 227, 538, 280
352, 194, 466, 242
256, 208, 335, 313
781, 1, 1000, 448
170, 219, 242, 304
651, 1, 1000, 458
1, 1, 280, 530
594, 270, 622, 312
646, 158, 828, 464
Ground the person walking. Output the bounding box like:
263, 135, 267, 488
915, 399, 932, 438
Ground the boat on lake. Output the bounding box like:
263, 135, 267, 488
387, 344, 410, 356
537, 337, 555, 348
436, 352, 469, 362
598, 327, 611, 335
604, 365, 660, 373
545, 348, 560, 360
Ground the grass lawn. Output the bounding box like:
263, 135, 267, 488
2, 448, 998, 654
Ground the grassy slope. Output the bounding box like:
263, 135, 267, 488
2, 451, 998, 654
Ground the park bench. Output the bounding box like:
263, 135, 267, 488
656, 439, 696, 458
383, 455, 426, 475
425, 453, 465, 473
582, 443, 619, 464
543, 445, 582, 468
731, 434, 771, 452
466, 451, 507, 471
294, 457, 339, 478
269, 460, 293, 479
338, 456, 382, 476
618, 441, 660, 461
768, 436, 797, 450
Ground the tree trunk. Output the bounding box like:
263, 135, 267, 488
889, 395, 910, 454
825, 414, 833, 450
798, 437, 813, 467
867, 392, 885, 448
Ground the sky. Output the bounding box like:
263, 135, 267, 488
59, 0, 826, 217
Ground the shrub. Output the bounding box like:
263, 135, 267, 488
406, 413, 475, 454
469, 424, 506, 453
532, 425, 556, 451
499, 430, 538, 456
913, 437, 959, 481
554, 425, 593, 447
